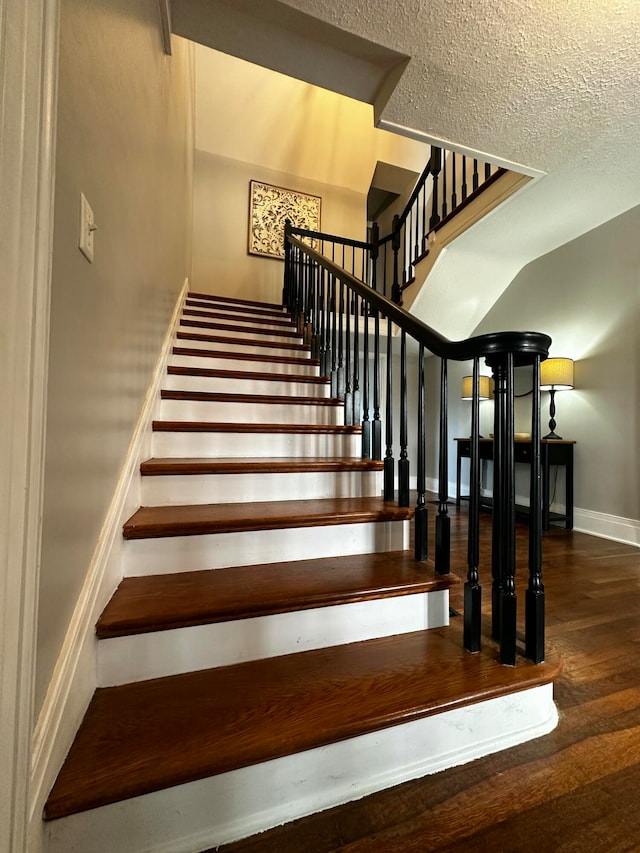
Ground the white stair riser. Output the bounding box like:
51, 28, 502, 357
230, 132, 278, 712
46, 685, 558, 853
122, 520, 409, 575
176, 338, 309, 358
180, 324, 302, 345
163, 373, 330, 397
151, 430, 362, 458
183, 314, 297, 333
158, 399, 344, 425
169, 353, 319, 376
97, 591, 449, 686
140, 470, 382, 505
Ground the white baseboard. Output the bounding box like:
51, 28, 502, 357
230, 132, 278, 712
573, 508, 640, 548
29, 279, 189, 827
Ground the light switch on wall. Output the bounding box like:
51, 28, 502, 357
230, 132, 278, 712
79, 192, 97, 262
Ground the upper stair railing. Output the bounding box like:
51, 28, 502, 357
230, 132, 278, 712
284, 223, 550, 666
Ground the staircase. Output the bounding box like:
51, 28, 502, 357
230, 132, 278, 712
44, 292, 559, 853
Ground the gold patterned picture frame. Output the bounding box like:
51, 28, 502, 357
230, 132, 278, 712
248, 180, 322, 260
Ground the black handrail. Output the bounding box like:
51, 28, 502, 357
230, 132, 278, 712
284, 226, 551, 667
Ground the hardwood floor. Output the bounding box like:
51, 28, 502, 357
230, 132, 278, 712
218, 503, 640, 853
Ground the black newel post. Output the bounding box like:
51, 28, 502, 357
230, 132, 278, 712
435, 358, 450, 574
383, 316, 394, 501
464, 358, 482, 652
283, 219, 292, 310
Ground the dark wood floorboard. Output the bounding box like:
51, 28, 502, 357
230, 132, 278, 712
217, 503, 640, 853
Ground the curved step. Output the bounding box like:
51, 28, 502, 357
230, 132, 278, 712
183, 308, 296, 328
179, 318, 302, 339
187, 292, 284, 311
176, 331, 310, 356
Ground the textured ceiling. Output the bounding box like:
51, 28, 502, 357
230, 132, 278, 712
278, 0, 640, 177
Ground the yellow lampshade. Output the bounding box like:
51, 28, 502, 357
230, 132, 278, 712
540, 357, 574, 390
461, 375, 493, 400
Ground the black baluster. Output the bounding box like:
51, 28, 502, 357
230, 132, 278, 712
344, 285, 353, 426
415, 343, 428, 561
372, 291, 382, 461
442, 152, 448, 219
464, 358, 482, 653
429, 148, 442, 230
421, 182, 428, 255
452, 152, 458, 210
526, 354, 545, 662
391, 214, 401, 304
330, 275, 338, 394
362, 294, 371, 459
473, 158, 479, 191
337, 280, 345, 398
485, 162, 491, 182
352, 291, 360, 427
398, 329, 410, 507
382, 240, 388, 300
383, 317, 394, 501
462, 156, 468, 202
436, 358, 450, 574
401, 219, 407, 286
319, 269, 328, 375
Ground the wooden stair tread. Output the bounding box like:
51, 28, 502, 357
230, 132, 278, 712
97, 552, 458, 638
160, 389, 341, 406
167, 365, 329, 384
187, 292, 284, 311
183, 308, 296, 328
177, 331, 310, 352
185, 300, 290, 319
173, 346, 319, 367
180, 319, 301, 338
140, 457, 384, 475
44, 630, 561, 819
152, 421, 362, 434
123, 497, 413, 539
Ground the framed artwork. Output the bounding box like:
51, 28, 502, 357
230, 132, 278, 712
248, 180, 322, 260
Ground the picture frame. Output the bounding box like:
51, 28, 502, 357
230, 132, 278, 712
248, 180, 321, 260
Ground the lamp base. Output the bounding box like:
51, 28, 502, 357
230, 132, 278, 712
543, 430, 563, 440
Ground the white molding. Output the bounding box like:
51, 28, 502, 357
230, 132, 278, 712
0, 0, 60, 850
376, 118, 547, 179
46, 684, 558, 853
573, 508, 640, 548
157, 0, 172, 55
29, 280, 189, 830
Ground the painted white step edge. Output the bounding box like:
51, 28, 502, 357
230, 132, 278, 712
169, 353, 320, 376
162, 373, 330, 397
151, 430, 362, 459
140, 469, 382, 505
98, 590, 449, 686
45, 684, 558, 853
122, 520, 409, 575
158, 399, 344, 425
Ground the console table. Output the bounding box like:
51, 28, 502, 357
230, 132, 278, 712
455, 438, 575, 530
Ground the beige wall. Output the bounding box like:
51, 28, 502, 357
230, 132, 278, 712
434, 204, 640, 520
192, 151, 366, 303
36, 2, 193, 712
191, 45, 431, 302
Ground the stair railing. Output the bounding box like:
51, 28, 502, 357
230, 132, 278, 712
284, 224, 550, 666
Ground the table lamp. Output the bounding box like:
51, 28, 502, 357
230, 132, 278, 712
540, 357, 574, 440
461, 375, 493, 437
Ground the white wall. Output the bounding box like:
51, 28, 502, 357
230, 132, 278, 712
191, 46, 431, 302
431, 204, 640, 527
36, 1, 194, 714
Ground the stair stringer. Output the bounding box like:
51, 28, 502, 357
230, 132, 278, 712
30, 279, 190, 830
